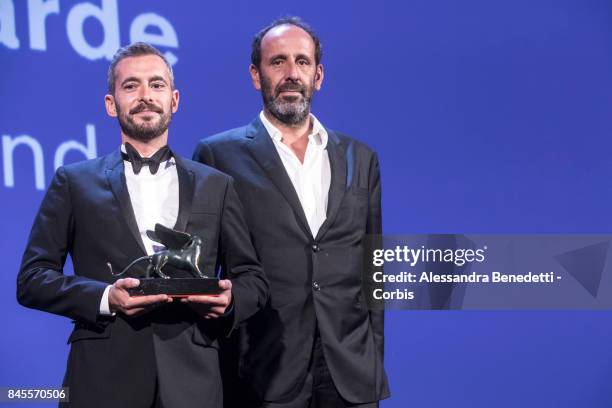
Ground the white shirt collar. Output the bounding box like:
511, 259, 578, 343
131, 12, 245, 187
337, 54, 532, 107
259, 111, 328, 149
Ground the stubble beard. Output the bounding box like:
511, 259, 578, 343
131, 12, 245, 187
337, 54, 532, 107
116, 101, 172, 142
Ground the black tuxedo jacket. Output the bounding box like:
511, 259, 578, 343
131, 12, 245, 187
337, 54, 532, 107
193, 117, 390, 404
17, 150, 268, 408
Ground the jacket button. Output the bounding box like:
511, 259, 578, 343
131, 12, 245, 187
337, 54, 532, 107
312, 243, 320, 252
312, 281, 321, 291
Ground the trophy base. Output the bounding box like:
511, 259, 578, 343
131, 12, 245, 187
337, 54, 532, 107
128, 278, 222, 297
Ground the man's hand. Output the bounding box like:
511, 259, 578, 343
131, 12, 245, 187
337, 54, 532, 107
108, 278, 172, 316
180, 279, 233, 319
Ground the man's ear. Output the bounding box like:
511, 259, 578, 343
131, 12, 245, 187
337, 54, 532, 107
171, 89, 180, 113
250, 64, 262, 91
314, 64, 324, 91
105, 94, 117, 117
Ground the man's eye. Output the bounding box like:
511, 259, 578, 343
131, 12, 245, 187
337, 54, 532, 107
297, 59, 309, 66
151, 83, 165, 89
123, 84, 136, 90
272, 60, 283, 66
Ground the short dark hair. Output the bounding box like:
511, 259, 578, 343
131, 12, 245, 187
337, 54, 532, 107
107, 42, 174, 95
251, 16, 323, 68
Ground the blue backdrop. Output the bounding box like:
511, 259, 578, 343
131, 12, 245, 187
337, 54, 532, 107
2, 1, 612, 407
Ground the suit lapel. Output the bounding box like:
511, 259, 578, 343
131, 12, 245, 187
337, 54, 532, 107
173, 156, 195, 232
315, 130, 347, 241
245, 117, 312, 238
105, 150, 148, 256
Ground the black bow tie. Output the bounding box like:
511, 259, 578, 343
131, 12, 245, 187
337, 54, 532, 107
121, 143, 173, 175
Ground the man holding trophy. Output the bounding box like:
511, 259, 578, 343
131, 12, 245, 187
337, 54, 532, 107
17, 43, 268, 408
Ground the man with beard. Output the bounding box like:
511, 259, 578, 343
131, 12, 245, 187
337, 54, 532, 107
193, 17, 390, 408
17, 42, 268, 408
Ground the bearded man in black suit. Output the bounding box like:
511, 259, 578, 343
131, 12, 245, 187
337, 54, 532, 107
18, 42, 268, 408
193, 17, 389, 408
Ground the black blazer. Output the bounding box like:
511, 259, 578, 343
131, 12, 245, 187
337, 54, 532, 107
193, 117, 390, 404
17, 150, 268, 408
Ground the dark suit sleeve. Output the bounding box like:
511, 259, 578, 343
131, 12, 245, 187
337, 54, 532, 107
219, 177, 268, 334
366, 153, 385, 362
17, 167, 108, 326
192, 140, 215, 167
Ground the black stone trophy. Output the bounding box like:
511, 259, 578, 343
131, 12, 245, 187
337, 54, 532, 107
107, 224, 221, 297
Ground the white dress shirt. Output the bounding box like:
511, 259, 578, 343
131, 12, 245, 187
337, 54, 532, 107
259, 111, 331, 238
99, 144, 179, 315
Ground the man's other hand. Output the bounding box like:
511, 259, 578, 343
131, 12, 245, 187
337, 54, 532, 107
180, 279, 233, 319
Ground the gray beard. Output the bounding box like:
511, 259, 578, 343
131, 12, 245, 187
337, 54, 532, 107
265, 96, 310, 127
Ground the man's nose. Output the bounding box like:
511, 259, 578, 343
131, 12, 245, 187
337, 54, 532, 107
285, 61, 300, 80
138, 85, 153, 102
